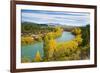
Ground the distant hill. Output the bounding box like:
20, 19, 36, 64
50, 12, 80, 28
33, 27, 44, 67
22, 22, 48, 26
22, 22, 83, 28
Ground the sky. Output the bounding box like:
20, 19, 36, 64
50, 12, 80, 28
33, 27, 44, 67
21, 9, 90, 26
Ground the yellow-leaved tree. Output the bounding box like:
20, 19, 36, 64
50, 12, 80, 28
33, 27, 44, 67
48, 39, 57, 60
34, 51, 42, 62
72, 28, 81, 35
43, 32, 57, 61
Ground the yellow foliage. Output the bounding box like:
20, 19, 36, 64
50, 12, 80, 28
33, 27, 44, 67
72, 28, 81, 35
48, 39, 57, 49
44, 27, 83, 61
54, 27, 63, 38
21, 36, 34, 45
74, 34, 83, 45
54, 28, 83, 60
34, 51, 42, 62
47, 39, 57, 59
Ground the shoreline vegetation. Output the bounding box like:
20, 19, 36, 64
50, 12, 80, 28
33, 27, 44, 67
21, 22, 90, 63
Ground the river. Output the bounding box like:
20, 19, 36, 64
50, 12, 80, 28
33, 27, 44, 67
21, 31, 75, 61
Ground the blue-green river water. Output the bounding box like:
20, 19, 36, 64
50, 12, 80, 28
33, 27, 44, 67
21, 31, 75, 60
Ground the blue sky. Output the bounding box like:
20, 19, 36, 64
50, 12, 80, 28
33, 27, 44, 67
21, 10, 90, 26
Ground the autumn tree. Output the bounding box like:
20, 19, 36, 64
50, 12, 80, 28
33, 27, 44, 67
34, 51, 42, 62
72, 28, 81, 35
47, 39, 57, 60
43, 32, 57, 61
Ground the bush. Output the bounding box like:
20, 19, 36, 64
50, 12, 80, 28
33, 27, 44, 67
21, 36, 34, 45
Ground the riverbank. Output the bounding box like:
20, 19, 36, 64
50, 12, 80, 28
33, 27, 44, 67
45, 28, 83, 61
21, 26, 63, 45
21, 31, 75, 62
21, 26, 90, 63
